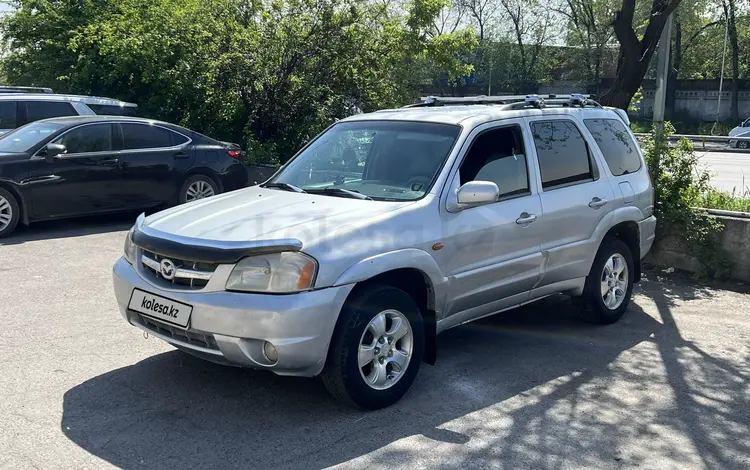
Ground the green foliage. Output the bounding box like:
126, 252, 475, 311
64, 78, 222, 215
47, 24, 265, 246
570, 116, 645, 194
643, 122, 731, 278
0, 0, 477, 164
697, 187, 750, 212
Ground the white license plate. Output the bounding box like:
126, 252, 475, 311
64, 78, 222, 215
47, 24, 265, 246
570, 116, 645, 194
128, 289, 193, 328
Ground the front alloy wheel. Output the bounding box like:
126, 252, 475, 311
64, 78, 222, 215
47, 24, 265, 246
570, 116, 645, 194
322, 284, 424, 410
358, 309, 414, 390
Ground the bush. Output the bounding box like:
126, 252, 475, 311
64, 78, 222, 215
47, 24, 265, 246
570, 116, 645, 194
697, 187, 750, 213
643, 122, 732, 278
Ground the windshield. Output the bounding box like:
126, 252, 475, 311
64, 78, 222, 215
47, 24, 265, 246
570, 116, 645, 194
0, 121, 66, 153
268, 121, 461, 201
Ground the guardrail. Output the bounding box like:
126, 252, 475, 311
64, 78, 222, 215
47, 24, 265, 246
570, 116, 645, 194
632, 132, 750, 150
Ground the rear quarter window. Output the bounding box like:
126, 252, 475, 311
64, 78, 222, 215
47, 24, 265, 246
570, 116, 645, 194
584, 119, 642, 176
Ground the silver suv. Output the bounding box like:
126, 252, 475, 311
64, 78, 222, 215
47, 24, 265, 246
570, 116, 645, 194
112, 94, 656, 409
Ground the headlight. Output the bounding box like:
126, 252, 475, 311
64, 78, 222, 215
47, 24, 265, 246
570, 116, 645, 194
123, 227, 136, 264
226, 252, 317, 293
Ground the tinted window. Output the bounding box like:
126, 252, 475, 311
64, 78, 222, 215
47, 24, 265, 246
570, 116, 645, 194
0, 121, 66, 153
269, 121, 460, 201
584, 119, 641, 176
460, 126, 529, 198
121, 123, 172, 149
24, 101, 77, 122
531, 120, 594, 189
0, 101, 17, 129
53, 124, 112, 154
87, 104, 137, 116
170, 131, 189, 146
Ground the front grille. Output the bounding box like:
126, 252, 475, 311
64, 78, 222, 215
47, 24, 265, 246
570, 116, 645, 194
135, 314, 219, 351
141, 250, 217, 289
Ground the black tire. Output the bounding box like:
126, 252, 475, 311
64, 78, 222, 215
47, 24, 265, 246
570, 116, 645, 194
179, 174, 220, 204
0, 187, 20, 239
576, 238, 635, 324
321, 284, 425, 410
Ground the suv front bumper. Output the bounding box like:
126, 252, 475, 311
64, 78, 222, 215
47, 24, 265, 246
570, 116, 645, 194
112, 257, 353, 377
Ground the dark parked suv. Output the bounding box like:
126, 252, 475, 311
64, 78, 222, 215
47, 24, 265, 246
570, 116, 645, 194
0, 116, 248, 237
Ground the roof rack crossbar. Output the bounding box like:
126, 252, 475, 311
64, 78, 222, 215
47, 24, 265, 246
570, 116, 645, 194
405, 93, 598, 108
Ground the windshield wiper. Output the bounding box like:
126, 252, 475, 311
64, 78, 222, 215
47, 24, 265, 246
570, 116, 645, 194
263, 182, 306, 193
310, 187, 373, 200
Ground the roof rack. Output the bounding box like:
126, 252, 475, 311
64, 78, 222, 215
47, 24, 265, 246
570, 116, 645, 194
0, 85, 54, 94
405, 94, 601, 109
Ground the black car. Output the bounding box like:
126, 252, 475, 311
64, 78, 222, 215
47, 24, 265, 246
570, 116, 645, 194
0, 116, 248, 237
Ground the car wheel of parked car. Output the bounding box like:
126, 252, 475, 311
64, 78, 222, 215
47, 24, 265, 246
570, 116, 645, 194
322, 284, 425, 410
577, 238, 635, 325
738, 141, 749, 149
0, 188, 20, 239
180, 175, 219, 204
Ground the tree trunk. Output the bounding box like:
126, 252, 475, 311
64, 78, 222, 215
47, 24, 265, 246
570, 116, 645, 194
600, 0, 683, 110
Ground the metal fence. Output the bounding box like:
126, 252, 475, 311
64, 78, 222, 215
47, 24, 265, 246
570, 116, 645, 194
632, 132, 750, 151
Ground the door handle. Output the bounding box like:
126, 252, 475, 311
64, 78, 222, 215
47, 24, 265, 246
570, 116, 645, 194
516, 212, 537, 225
99, 158, 120, 166
589, 197, 608, 209
173, 152, 190, 159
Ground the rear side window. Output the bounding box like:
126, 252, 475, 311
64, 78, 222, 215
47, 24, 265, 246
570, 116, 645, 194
53, 124, 112, 154
460, 126, 529, 199
584, 119, 641, 176
121, 123, 173, 149
531, 120, 595, 189
170, 131, 189, 146
0, 101, 17, 129
24, 101, 77, 122
88, 104, 137, 116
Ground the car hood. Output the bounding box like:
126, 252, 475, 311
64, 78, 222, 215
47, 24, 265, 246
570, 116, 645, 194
729, 126, 745, 136
142, 187, 413, 244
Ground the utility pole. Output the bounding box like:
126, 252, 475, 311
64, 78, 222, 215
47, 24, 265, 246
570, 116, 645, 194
653, 13, 674, 125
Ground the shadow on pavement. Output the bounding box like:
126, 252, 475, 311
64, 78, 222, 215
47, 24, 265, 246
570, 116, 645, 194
61, 290, 684, 470
0, 212, 142, 245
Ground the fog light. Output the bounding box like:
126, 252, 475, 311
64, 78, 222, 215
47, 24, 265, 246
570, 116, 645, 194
263, 341, 278, 363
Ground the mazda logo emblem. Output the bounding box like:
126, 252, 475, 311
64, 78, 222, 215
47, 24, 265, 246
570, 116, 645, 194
160, 258, 176, 280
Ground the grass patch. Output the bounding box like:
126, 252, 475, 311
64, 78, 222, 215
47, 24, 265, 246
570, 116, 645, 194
697, 187, 750, 213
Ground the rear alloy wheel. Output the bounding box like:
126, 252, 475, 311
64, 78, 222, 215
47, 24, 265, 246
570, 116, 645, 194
0, 188, 20, 238
322, 284, 424, 410
576, 238, 635, 324
738, 141, 749, 150
180, 175, 219, 204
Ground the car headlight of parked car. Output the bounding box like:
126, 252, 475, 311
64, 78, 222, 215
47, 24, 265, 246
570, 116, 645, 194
226, 252, 317, 293
123, 227, 136, 264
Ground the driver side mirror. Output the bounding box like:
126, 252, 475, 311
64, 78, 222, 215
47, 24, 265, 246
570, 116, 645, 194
456, 181, 499, 206
43, 143, 67, 162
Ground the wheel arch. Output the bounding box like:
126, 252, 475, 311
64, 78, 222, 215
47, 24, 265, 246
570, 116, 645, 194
334, 249, 449, 365
0, 180, 29, 225
183, 167, 224, 192
601, 220, 641, 281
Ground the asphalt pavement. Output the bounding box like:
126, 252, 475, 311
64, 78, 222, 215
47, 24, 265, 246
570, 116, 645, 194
1, 216, 749, 470
698, 150, 750, 194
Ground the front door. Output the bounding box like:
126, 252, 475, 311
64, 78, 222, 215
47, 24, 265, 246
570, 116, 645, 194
115, 123, 194, 208
25, 123, 123, 218
437, 120, 544, 328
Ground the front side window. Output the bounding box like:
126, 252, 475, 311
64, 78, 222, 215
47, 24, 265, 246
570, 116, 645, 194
0, 121, 66, 153
459, 126, 529, 199
24, 101, 77, 122
584, 119, 641, 176
121, 123, 173, 149
53, 124, 112, 154
531, 120, 595, 189
268, 121, 460, 201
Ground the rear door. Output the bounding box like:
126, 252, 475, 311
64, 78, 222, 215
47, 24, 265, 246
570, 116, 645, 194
25, 123, 124, 218
525, 116, 616, 288
115, 122, 195, 207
